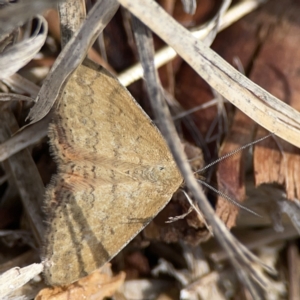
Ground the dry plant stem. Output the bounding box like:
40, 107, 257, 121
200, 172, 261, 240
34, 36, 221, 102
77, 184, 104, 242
0, 112, 50, 162
206, 224, 298, 262
44, 9, 115, 74
0, 93, 34, 102
287, 242, 300, 300
3, 73, 40, 98
0, 16, 48, 80
181, 0, 196, 14
27, 0, 119, 124
0, 263, 44, 298
131, 15, 265, 300
219, 0, 267, 31
58, 0, 86, 48
0, 0, 59, 39
172, 98, 219, 120
6, 125, 45, 242
0, 110, 45, 245
118, 0, 266, 86
119, 0, 300, 149
0, 82, 41, 164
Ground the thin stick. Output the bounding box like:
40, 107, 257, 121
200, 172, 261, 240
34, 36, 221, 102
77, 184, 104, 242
131, 13, 266, 299
118, 0, 267, 86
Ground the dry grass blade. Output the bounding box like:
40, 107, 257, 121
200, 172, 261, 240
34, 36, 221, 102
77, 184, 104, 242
131, 12, 270, 299
180, 0, 197, 15
0, 110, 45, 244
26, 0, 119, 125
119, 0, 232, 86
0, 263, 44, 299
0, 0, 59, 39
0, 93, 34, 102
58, 0, 87, 48
118, 0, 264, 87
0, 16, 48, 79
205, 224, 298, 262
119, 0, 300, 149
196, 0, 231, 47
287, 242, 300, 300
219, 0, 267, 31
2, 73, 40, 98
0, 113, 50, 162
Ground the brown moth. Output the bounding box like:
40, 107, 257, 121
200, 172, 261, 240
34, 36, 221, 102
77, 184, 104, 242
43, 61, 183, 286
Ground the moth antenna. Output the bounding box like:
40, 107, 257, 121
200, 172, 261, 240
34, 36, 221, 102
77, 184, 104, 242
198, 179, 262, 217
195, 133, 273, 174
